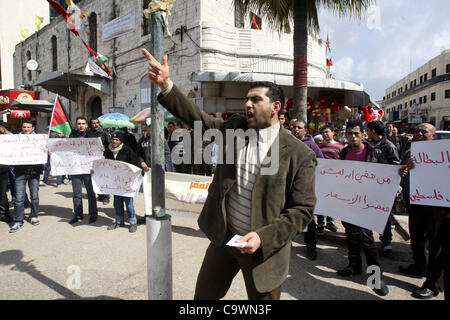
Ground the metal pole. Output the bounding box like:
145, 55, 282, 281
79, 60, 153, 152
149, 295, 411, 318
146, 10, 172, 300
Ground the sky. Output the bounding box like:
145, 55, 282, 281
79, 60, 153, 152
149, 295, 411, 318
316, 0, 450, 101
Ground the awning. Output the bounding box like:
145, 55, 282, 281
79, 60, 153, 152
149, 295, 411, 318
35, 72, 111, 101
190, 71, 372, 107
191, 71, 365, 91
9, 99, 54, 113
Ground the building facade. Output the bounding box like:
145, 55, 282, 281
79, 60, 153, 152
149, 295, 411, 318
382, 49, 450, 130
13, 0, 371, 133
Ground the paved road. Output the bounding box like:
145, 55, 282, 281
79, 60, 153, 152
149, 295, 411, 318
0, 178, 443, 300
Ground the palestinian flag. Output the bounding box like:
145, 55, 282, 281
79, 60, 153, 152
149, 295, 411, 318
49, 96, 72, 137
326, 32, 331, 53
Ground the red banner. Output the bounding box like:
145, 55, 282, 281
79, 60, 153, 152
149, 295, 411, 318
0, 90, 39, 109
10, 110, 31, 118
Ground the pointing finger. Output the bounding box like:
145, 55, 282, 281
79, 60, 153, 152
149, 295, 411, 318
142, 48, 156, 62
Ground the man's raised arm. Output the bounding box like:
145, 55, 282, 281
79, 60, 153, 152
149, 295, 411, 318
141, 48, 223, 131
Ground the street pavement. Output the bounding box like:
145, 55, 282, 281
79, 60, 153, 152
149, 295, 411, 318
0, 177, 444, 300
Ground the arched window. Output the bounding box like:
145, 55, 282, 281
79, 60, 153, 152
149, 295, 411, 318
26, 51, 32, 81
89, 13, 97, 53
51, 36, 58, 71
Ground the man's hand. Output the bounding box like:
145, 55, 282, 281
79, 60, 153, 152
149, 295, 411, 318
141, 162, 150, 172
142, 48, 172, 91
237, 232, 261, 255
398, 159, 414, 177
101, 145, 105, 152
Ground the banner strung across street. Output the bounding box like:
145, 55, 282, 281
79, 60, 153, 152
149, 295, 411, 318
314, 158, 401, 234
91, 159, 143, 198
47, 138, 103, 175
143, 171, 213, 217
410, 140, 450, 208
0, 134, 47, 165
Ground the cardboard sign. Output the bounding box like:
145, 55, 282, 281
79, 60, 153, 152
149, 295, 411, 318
143, 171, 213, 217
315, 158, 401, 233
410, 140, 450, 208
0, 134, 47, 165
48, 138, 103, 175
91, 159, 143, 198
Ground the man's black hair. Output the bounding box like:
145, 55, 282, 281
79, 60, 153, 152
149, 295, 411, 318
21, 120, 34, 127
167, 121, 175, 126
320, 124, 334, 132
76, 116, 87, 123
346, 119, 364, 133
367, 120, 385, 136
249, 81, 285, 106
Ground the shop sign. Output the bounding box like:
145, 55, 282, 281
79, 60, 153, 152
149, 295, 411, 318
0, 90, 38, 109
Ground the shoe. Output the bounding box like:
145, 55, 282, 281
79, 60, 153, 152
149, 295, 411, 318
129, 224, 137, 233
337, 266, 362, 277
56, 185, 61, 188
412, 287, 439, 299
88, 216, 97, 224
39, 181, 45, 186
0, 214, 13, 222
30, 217, 40, 226
9, 223, 23, 233
107, 223, 125, 230
102, 199, 110, 205
372, 280, 389, 296
326, 222, 338, 232
69, 216, 83, 224
63, 179, 71, 185
137, 216, 146, 225
316, 224, 324, 235
398, 264, 426, 278
306, 247, 317, 260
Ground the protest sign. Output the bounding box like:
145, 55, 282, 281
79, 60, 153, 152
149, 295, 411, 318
143, 171, 213, 218
0, 134, 47, 165
47, 138, 103, 175
91, 159, 143, 198
410, 140, 450, 208
315, 158, 401, 233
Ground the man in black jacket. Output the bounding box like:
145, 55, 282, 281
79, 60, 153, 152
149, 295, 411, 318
89, 117, 112, 204
367, 121, 401, 255
9, 121, 44, 233
104, 131, 143, 233
68, 117, 99, 224
337, 119, 389, 296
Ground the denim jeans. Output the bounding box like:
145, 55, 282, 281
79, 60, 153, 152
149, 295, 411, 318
43, 155, 51, 183
71, 174, 98, 218
13, 174, 40, 224
113, 196, 137, 225
56, 175, 63, 185
316, 215, 334, 226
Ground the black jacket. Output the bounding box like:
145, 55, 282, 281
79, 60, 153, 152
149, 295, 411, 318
70, 129, 98, 138
104, 144, 141, 169
339, 141, 387, 164
370, 136, 401, 165
89, 129, 111, 147
136, 134, 173, 171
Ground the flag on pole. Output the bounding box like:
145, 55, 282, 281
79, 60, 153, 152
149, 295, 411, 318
326, 58, 333, 67
20, 26, 29, 41
36, 16, 44, 31
326, 32, 331, 53
251, 14, 260, 30
49, 96, 72, 137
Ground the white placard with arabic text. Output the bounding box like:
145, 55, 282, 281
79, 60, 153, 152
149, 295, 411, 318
91, 159, 143, 198
315, 158, 401, 233
410, 140, 450, 208
0, 134, 47, 165
48, 138, 103, 175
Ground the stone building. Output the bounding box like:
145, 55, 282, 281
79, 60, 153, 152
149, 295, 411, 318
13, 0, 372, 132
382, 49, 450, 130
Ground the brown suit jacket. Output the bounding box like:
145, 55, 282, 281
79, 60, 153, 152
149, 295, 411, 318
158, 85, 316, 292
